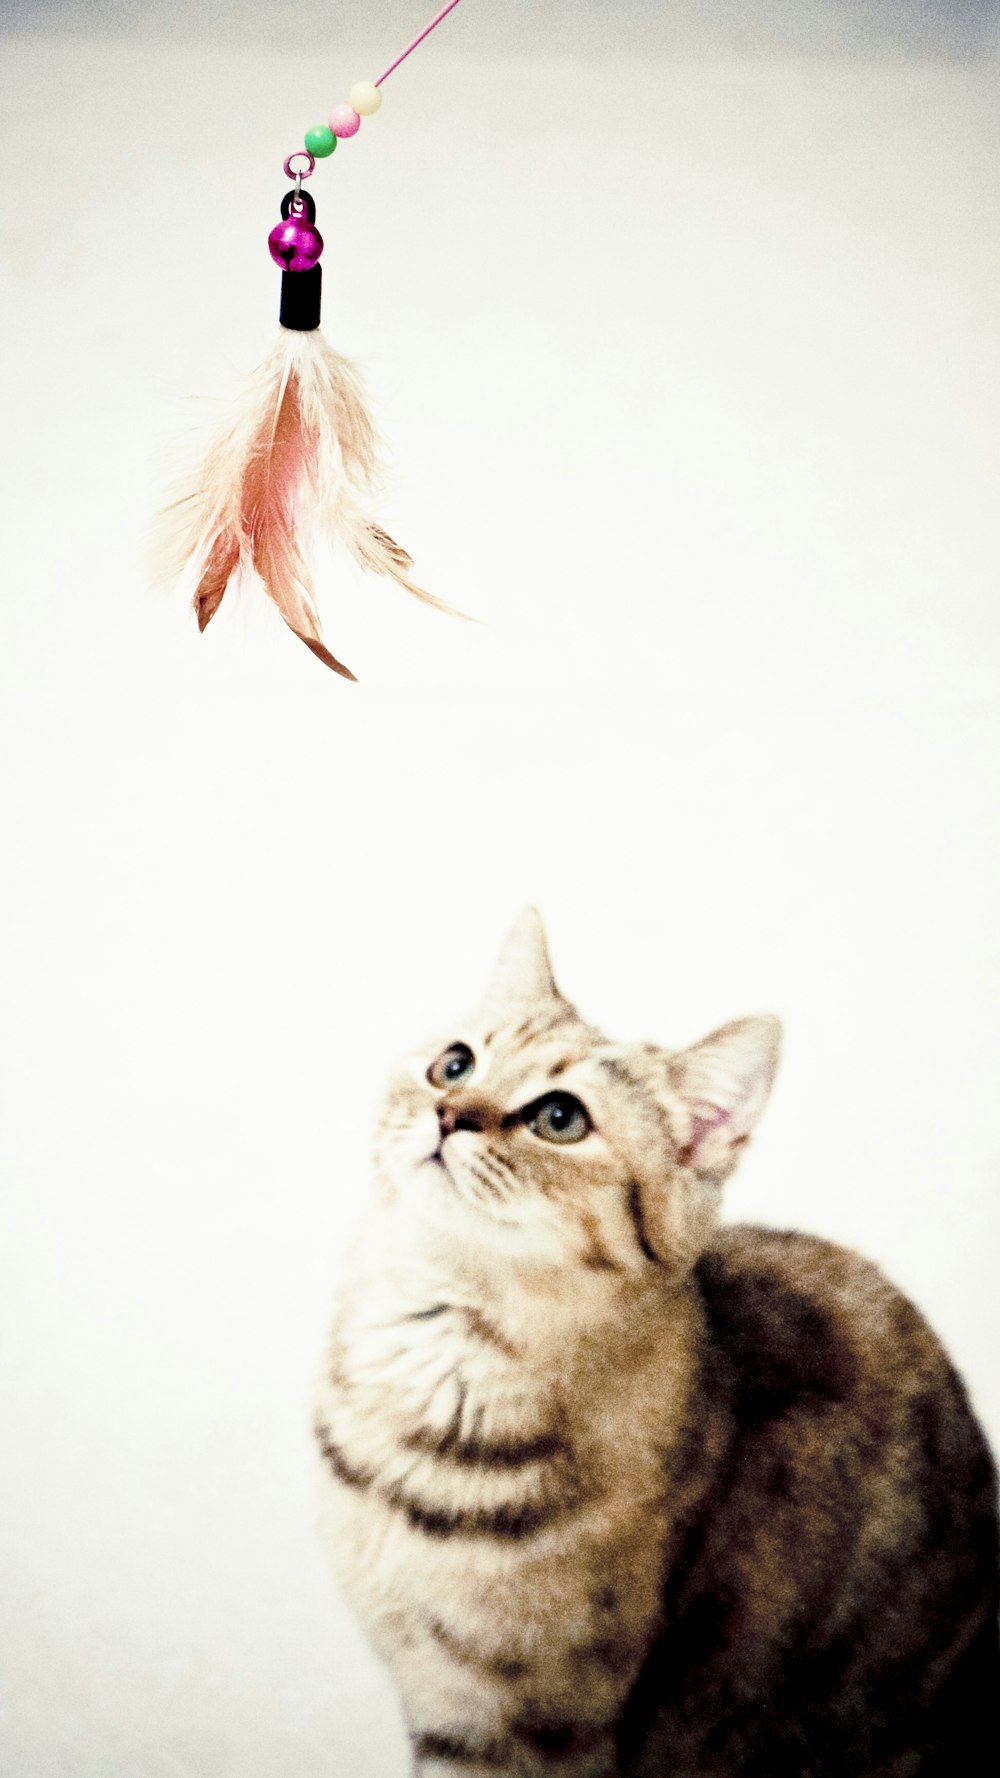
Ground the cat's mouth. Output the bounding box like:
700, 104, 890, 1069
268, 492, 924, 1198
425, 1144, 496, 1211
423, 1142, 520, 1223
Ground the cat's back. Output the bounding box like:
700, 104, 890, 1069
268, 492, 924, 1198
627, 1224, 999, 1775
692, 1222, 995, 1464
695, 1220, 959, 1429
688, 1220, 998, 1604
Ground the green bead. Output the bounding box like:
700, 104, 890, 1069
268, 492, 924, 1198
305, 125, 337, 158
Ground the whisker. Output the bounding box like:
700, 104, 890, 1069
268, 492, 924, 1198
463, 1158, 504, 1201
479, 1147, 514, 1191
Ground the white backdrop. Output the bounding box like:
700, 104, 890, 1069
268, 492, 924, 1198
2, 4, 999, 1775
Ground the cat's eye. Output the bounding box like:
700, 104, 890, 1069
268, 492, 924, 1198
427, 1042, 476, 1089
523, 1092, 592, 1145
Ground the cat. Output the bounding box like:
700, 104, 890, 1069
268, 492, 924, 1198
315, 910, 999, 1777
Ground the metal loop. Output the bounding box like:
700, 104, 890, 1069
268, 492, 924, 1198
280, 186, 317, 224
283, 150, 316, 182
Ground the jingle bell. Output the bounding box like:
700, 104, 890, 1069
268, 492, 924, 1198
268, 189, 324, 273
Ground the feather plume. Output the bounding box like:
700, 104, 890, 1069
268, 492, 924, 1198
155, 329, 461, 679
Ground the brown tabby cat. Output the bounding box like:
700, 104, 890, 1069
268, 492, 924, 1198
315, 911, 999, 1777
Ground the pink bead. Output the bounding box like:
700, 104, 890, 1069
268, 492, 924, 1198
328, 103, 361, 138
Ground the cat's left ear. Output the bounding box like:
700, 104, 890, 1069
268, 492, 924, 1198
667, 1014, 782, 1176
478, 907, 564, 1022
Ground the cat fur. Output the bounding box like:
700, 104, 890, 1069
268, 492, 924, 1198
315, 911, 999, 1777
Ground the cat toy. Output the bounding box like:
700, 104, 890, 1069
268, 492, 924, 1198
158, 1, 467, 680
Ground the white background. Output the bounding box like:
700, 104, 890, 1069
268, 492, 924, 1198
1, 4, 998, 1774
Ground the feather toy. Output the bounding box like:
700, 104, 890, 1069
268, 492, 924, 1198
157, 1, 467, 681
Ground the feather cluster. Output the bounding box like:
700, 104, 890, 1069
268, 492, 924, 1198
156, 329, 456, 679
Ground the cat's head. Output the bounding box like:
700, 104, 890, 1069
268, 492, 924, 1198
374, 910, 781, 1279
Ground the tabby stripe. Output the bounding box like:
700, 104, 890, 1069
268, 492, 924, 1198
547, 1056, 583, 1077
514, 1719, 609, 1762
401, 1302, 517, 1354
400, 1492, 568, 1540
316, 1422, 577, 1540
597, 1054, 644, 1089
462, 1306, 519, 1356
413, 1730, 508, 1766
571, 1635, 637, 1676
314, 1424, 375, 1489
510, 1010, 574, 1047
582, 1249, 621, 1272
414, 1723, 608, 1766
626, 1179, 658, 1264
428, 1616, 528, 1679
402, 1424, 569, 1466
577, 1208, 623, 1272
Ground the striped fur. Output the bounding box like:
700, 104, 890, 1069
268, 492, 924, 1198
316, 913, 999, 1776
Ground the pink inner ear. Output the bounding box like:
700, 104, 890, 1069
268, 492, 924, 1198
678, 1100, 739, 1168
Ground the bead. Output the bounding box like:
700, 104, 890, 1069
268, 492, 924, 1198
329, 103, 361, 138
349, 81, 382, 116
304, 124, 337, 158
268, 215, 324, 273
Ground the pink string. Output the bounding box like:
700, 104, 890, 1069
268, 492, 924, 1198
374, 0, 466, 86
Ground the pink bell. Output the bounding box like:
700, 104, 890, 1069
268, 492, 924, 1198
268, 190, 324, 273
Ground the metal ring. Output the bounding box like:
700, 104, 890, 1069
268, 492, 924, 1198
283, 150, 316, 181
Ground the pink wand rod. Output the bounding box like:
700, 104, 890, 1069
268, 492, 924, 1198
375, 0, 466, 86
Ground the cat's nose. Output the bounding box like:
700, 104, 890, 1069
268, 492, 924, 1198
436, 1102, 482, 1137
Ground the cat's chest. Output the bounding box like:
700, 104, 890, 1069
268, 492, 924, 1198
320, 1298, 562, 1470
316, 1297, 675, 1654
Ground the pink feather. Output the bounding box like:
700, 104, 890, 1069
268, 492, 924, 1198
156, 329, 460, 679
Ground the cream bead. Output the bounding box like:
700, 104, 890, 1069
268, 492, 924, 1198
349, 80, 382, 116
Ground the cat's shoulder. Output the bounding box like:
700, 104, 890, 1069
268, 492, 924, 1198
693, 1223, 953, 1422
697, 1220, 911, 1323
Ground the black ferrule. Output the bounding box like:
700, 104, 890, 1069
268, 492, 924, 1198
280, 263, 322, 332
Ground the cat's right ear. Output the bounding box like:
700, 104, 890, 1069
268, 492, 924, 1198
667, 1015, 783, 1178
632, 1016, 782, 1270
478, 907, 562, 1021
